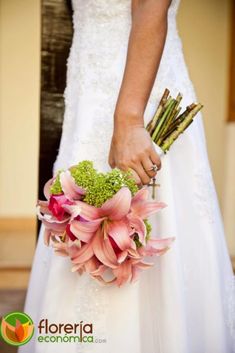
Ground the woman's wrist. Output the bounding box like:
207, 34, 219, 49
114, 108, 145, 130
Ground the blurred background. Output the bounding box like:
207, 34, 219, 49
0, 0, 234, 350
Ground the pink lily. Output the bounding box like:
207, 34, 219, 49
37, 206, 70, 233
66, 187, 132, 247
66, 187, 170, 273
69, 227, 119, 269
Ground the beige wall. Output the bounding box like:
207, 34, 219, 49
178, 0, 231, 202
0, 0, 41, 217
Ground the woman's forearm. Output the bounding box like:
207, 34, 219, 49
109, 0, 171, 184
114, 0, 171, 128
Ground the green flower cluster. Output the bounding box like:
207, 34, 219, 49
50, 172, 63, 195
50, 160, 138, 207
144, 219, 152, 241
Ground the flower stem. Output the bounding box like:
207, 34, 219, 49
147, 89, 203, 154
160, 103, 203, 152
151, 98, 175, 142
146, 88, 170, 135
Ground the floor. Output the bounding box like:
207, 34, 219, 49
0, 290, 26, 353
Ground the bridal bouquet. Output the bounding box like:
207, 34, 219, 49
37, 161, 174, 286
37, 88, 202, 287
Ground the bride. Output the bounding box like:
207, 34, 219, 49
20, 0, 235, 352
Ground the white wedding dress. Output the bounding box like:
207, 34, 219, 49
20, 0, 235, 352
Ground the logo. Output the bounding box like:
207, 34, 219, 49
0, 311, 34, 346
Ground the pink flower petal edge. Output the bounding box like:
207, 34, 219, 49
100, 187, 132, 220
60, 170, 86, 200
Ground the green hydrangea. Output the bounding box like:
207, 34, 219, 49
144, 219, 152, 241
50, 160, 138, 207
50, 171, 63, 194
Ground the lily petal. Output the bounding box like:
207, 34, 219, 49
37, 206, 69, 232
66, 223, 77, 241
71, 242, 94, 264
71, 263, 84, 273
48, 194, 72, 221
131, 265, 141, 283
107, 219, 132, 251
84, 256, 101, 273
136, 261, 154, 269
38, 220, 68, 232
90, 264, 107, 276
43, 177, 55, 200
139, 237, 175, 256
70, 218, 104, 243
131, 201, 166, 219
117, 250, 128, 264
91, 274, 116, 286
92, 229, 118, 269
147, 237, 175, 250
131, 187, 149, 203
112, 261, 132, 287
100, 187, 132, 220
62, 204, 82, 219
60, 170, 86, 200
52, 241, 69, 257
69, 200, 100, 220
37, 200, 50, 215
67, 243, 83, 258
127, 214, 146, 245
37, 205, 70, 223
128, 248, 143, 260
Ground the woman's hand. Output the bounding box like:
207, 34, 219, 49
108, 121, 161, 185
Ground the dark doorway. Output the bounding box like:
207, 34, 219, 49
38, 0, 73, 236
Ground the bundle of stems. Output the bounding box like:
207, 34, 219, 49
146, 88, 203, 153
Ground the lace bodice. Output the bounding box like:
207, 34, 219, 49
70, 0, 181, 98
53, 0, 192, 174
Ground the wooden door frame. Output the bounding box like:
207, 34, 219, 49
38, 0, 73, 236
